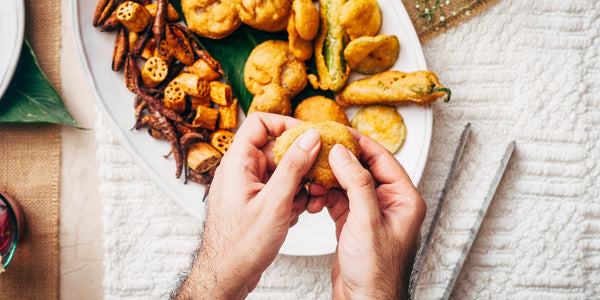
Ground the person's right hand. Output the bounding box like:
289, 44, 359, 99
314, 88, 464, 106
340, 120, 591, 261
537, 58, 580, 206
307, 131, 426, 299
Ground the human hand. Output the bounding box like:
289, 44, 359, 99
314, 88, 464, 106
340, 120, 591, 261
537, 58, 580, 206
307, 131, 426, 299
175, 113, 321, 299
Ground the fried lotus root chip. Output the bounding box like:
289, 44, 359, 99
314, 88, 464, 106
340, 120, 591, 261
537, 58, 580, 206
244, 40, 307, 97
238, 0, 291, 32
116, 1, 152, 33
339, 0, 382, 40
187, 142, 222, 173
273, 121, 360, 188
182, 0, 241, 39
335, 70, 452, 107
248, 84, 292, 116
351, 105, 406, 154
218, 98, 238, 129
193, 105, 219, 130
294, 96, 350, 126
189, 58, 221, 81
174, 73, 210, 98
209, 81, 233, 106
145, 3, 180, 21
210, 129, 235, 154
344, 35, 400, 74
164, 80, 186, 113
142, 56, 169, 88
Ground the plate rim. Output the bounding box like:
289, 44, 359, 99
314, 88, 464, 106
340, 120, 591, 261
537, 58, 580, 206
0, 0, 26, 101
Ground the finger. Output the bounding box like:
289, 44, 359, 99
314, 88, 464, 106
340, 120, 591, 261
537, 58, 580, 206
258, 129, 321, 212
324, 189, 349, 240
233, 112, 302, 149
308, 182, 328, 196
329, 144, 381, 224
292, 186, 308, 217
261, 139, 277, 171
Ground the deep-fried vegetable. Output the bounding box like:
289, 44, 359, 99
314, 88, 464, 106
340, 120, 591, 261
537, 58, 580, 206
287, 10, 313, 61
193, 105, 219, 130
294, 95, 350, 125
190, 45, 225, 76
351, 105, 406, 153
124, 54, 141, 92
181, 0, 241, 39
338, 0, 381, 40
335, 70, 452, 107
187, 142, 222, 173
188, 59, 221, 81
145, 2, 180, 21
164, 80, 186, 113
343, 35, 400, 74
142, 56, 169, 88
116, 1, 152, 33
101, 10, 121, 32
140, 37, 157, 60
248, 84, 291, 115
191, 96, 211, 109
292, 0, 319, 40
153, 0, 168, 55
94, 0, 120, 27
130, 22, 153, 57
165, 23, 195, 65
210, 130, 235, 154
238, 0, 291, 32
173, 73, 210, 99
135, 114, 184, 178
209, 81, 233, 106
313, 0, 350, 92
218, 98, 238, 129
112, 27, 129, 72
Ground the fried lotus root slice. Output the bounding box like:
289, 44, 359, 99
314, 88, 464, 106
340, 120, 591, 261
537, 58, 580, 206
335, 70, 452, 107
344, 35, 400, 74
209, 81, 233, 106
164, 80, 186, 113
191, 96, 211, 109
141, 56, 169, 88
189, 59, 221, 81
145, 3, 180, 21
238, 0, 291, 32
182, 0, 241, 39
174, 73, 210, 99
210, 129, 235, 154
351, 105, 406, 154
187, 142, 222, 173
339, 0, 381, 40
294, 96, 350, 126
248, 84, 292, 116
193, 105, 219, 130
218, 98, 238, 129
244, 40, 307, 97
116, 1, 152, 32
273, 121, 360, 188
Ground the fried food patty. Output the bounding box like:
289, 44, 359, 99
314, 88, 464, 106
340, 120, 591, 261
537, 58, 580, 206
293, 96, 350, 126
182, 0, 241, 39
273, 121, 360, 188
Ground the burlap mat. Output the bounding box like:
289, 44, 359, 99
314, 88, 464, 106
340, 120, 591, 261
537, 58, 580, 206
0, 0, 61, 298
403, 0, 503, 42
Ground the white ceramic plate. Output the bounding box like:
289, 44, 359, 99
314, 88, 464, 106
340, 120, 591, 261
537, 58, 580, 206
73, 0, 430, 256
0, 0, 25, 101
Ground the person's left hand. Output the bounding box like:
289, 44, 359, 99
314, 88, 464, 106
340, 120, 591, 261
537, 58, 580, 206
175, 113, 321, 299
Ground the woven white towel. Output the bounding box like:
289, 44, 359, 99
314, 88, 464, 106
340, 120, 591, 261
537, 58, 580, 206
97, 0, 600, 298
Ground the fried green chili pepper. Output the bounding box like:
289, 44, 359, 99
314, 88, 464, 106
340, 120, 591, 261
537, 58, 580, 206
313, 0, 350, 92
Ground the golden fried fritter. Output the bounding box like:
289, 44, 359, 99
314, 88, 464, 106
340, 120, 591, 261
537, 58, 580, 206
287, 9, 313, 61
351, 105, 406, 154
273, 121, 360, 188
238, 0, 291, 31
335, 70, 451, 107
248, 84, 292, 115
244, 40, 307, 97
182, 0, 241, 39
344, 35, 400, 74
293, 96, 350, 126
292, 0, 319, 40
338, 0, 381, 40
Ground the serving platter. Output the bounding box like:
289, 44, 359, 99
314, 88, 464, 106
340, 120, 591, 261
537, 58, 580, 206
73, 0, 430, 256
0, 0, 25, 101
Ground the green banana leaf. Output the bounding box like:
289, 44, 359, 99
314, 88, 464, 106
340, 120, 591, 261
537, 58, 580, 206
171, 1, 332, 114
0, 40, 80, 128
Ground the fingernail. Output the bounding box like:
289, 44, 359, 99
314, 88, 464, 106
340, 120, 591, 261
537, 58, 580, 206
297, 129, 320, 151
330, 144, 352, 165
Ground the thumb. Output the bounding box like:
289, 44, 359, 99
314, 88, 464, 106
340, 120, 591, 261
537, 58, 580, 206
259, 129, 321, 209
329, 144, 381, 224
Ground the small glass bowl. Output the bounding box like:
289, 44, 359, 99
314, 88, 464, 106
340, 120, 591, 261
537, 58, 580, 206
0, 193, 23, 268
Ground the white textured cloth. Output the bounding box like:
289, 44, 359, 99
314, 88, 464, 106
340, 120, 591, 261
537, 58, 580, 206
97, 0, 600, 298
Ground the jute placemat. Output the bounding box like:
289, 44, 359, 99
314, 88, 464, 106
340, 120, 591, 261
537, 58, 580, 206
403, 0, 503, 42
0, 0, 61, 298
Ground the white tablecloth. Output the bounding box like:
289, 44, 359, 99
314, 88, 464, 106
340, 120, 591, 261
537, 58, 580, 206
96, 0, 600, 298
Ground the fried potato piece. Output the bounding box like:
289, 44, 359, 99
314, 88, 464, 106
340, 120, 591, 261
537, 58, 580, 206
335, 70, 452, 107
273, 121, 360, 188
344, 35, 400, 74
238, 0, 291, 32
294, 96, 350, 126
244, 40, 307, 97
339, 0, 381, 40
248, 84, 292, 116
182, 0, 241, 39
351, 105, 406, 153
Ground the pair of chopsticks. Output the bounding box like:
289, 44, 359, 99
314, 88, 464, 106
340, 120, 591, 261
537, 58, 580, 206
409, 123, 516, 299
